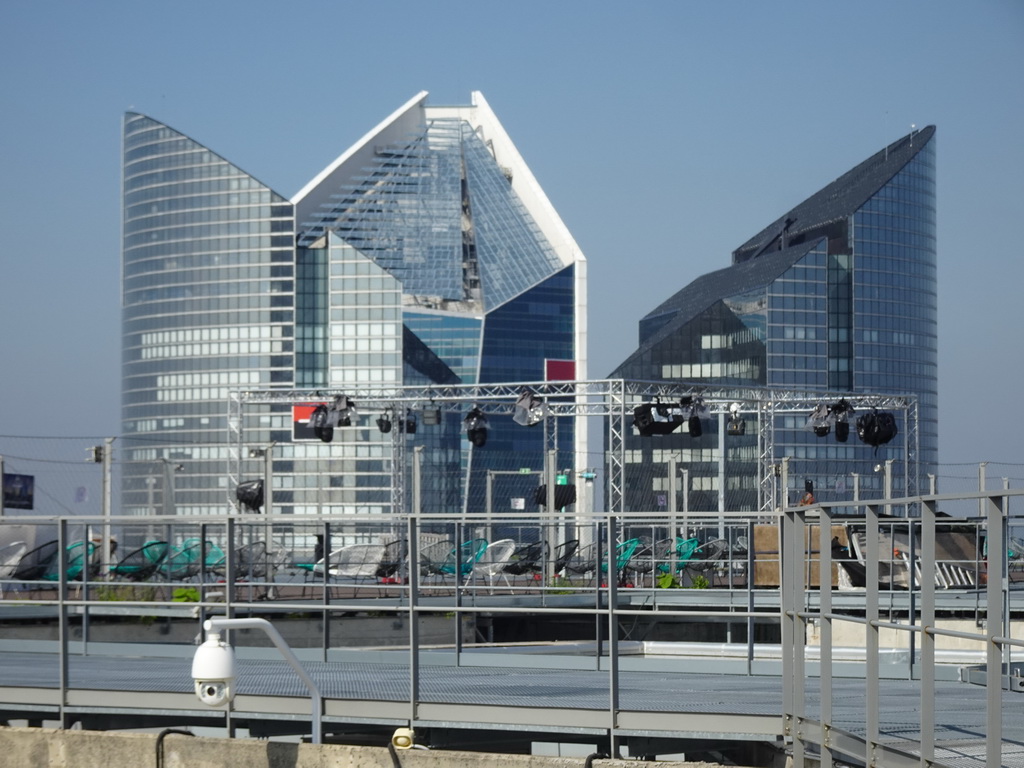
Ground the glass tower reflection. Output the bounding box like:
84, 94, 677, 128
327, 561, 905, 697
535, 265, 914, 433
122, 93, 585, 517
612, 127, 937, 512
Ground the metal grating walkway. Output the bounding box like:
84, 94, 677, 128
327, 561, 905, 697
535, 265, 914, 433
1, 648, 1021, 766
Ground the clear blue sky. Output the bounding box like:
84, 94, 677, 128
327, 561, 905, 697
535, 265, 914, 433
1, 0, 1022, 470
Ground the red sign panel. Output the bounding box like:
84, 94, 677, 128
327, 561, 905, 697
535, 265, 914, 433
544, 359, 576, 381
292, 403, 326, 441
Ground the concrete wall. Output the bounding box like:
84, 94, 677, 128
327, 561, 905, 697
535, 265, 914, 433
807, 617, 1024, 652
0, 727, 726, 768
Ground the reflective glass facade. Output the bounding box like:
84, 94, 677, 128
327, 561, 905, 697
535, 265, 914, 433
851, 139, 938, 467
612, 128, 937, 511
122, 94, 585, 517
122, 114, 294, 515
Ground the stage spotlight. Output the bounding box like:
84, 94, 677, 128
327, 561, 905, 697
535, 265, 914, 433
633, 399, 684, 436
727, 402, 745, 435
835, 419, 849, 442
310, 403, 333, 443
464, 407, 488, 447
513, 390, 548, 427
808, 403, 831, 437
327, 395, 357, 427
235, 479, 264, 512
376, 412, 392, 434
857, 408, 898, 451
830, 398, 854, 443
421, 407, 442, 426
686, 395, 707, 438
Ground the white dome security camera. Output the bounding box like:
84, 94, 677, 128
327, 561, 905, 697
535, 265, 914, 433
196, 680, 231, 707
191, 629, 236, 707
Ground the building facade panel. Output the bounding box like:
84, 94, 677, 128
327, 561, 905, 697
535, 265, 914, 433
121, 114, 295, 515
611, 128, 937, 513
122, 95, 585, 519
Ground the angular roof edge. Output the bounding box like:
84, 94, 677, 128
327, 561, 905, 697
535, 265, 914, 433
123, 112, 285, 198
733, 126, 935, 261
608, 239, 821, 377
291, 91, 429, 206
466, 92, 584, 271
290, 91, 585, 271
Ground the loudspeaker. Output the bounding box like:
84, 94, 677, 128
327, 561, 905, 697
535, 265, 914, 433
392, 728, 415, 750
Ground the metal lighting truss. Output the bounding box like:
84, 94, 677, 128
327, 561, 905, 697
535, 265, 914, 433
228, 381, 917, 516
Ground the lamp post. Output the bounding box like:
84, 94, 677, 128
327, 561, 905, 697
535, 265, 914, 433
248, 443, 276, 594
85, 440, 116, 576
145, 476, 157, 541
194, 617, 322, 744
160, 458, 184, 517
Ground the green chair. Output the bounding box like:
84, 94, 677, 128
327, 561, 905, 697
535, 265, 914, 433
438, 539, 489, 577
42, 540, 97, 582
111, 541, 169, 581
659, 536, 701, 572
160, 539, 204, 580
604, 538, 643, 586
204, 541, 226, 573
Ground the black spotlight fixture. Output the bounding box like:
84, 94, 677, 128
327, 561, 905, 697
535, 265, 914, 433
856, 407, 898, 453
633, 398, 685, 436
402, 412, 418, 434
421, 406, 442, 426
727, 402, 745, 436
808, 399, 857, 442
311, 394, 359, 442
831, 399, 854, 443
330, 395, 357, 427
513, 389, 548, 427
464, 407, 488, 447
376, 411, 393, 434
686, 395, 706, 438
310, 403, 333, 443
235, 479, 264, 512
808, 403, 831, 437
688, 412, 703, 438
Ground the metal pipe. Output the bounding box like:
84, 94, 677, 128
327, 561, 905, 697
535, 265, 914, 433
204, 617, 323, 744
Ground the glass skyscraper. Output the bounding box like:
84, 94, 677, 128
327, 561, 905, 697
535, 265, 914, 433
122, 92, 586, 517
611, 127, 937, 511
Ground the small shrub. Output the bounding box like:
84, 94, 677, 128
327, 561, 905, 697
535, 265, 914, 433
688, 574, 709, 589
656, 572, 680, 589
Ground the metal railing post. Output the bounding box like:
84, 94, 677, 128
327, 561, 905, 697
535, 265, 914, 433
818, 504, 834, 768
920, 497, 937, 765
985, 491, 1006, 764
407, 514, 420, 725
865, 502, 881, 762
607, 514, 620, 758
58, 518, 68, 728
